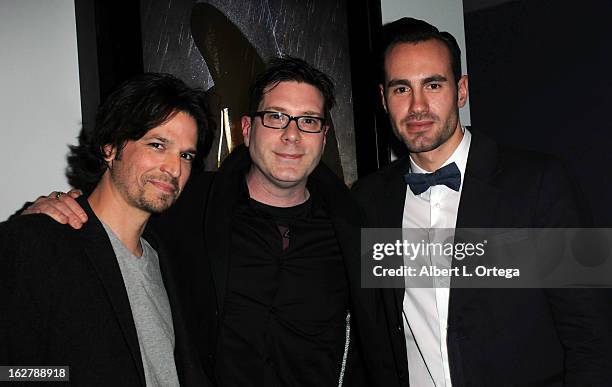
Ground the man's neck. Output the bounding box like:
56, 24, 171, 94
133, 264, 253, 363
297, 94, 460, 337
410, 124, 464, 172
88, 180, 149, 257
245, 168, 309, 208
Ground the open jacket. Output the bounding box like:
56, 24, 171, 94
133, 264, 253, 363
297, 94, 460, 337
0, 196, 210, 386
351, 129, 612, 386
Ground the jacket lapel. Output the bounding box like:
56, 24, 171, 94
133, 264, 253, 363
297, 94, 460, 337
151, 228, 209, 386
381, 158, 412, 315
204, 146, 250, 317
378, 157, 411, 229
376, 158, 413, 375
450, 130, 503, 328
456, 131, 502, 229
77, 197, 146, 386
309, 163, 379, 322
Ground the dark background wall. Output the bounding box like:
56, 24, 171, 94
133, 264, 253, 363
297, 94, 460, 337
464, 0, 612, 225
75, 0, 143, 131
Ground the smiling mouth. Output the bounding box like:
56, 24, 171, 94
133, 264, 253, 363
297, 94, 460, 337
405, 121, 434, 131
275, 152, 303, 160
148, 180, 178, 195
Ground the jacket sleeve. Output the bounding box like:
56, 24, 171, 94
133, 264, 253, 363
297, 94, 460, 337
0, 218, 58, 364
537, 158, 612, 385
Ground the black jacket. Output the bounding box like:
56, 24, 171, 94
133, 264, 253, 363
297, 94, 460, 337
0, 196, 210, 386
352, 130, 612, 386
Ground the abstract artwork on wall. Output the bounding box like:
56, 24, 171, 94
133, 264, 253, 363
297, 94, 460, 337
141, 0, 357, 183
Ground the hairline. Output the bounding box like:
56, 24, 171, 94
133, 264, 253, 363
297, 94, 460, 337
383, 37, 460, 86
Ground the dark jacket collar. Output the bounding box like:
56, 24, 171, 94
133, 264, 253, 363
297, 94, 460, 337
377, 156, 411, 229
78, 196, 210, 386
203, 146, 249, 314
77, 196, 147, 386
456, 129, 503, 228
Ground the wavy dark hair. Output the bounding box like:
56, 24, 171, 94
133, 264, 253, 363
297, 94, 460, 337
66, 73, 213, 194
380, 17, 462, 84
248, 56, 335, 120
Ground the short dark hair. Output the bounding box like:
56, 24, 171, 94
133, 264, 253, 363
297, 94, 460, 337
66, 73, 212, 194
380, 17, 462, 84
248, 56, 335, 119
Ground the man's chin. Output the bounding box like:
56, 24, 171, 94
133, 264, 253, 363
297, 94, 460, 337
270, 167, 307, 183
138, 196, 176, 214
270, 173, 309, 189
401, 136, 439, 153
405, 142, 439, 154
399, 121, 459, 154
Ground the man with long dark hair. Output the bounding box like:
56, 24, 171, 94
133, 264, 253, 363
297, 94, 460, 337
1, 73, 212, 386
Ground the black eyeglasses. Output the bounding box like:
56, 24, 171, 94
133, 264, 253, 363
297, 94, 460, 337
253, 111, 327, 133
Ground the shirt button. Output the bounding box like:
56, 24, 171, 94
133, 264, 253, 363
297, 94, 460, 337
270, 306, 277, 314
434, 203, 441, 209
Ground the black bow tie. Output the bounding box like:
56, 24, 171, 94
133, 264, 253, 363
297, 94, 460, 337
403, 162, 461, 195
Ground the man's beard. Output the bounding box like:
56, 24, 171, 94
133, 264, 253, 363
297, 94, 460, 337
394, 111, 458, 154
132, 189, 177, 214
111, 170, 179, 214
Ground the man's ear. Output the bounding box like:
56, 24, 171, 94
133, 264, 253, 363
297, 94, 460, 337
241, 115, 252, 147
379, 84, 388, 112
102, 144, 116, 166
457, 75, 469, 108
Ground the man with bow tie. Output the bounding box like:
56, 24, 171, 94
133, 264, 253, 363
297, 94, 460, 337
352, 17, 611, 387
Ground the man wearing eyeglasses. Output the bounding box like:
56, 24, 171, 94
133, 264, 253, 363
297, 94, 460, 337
191, 56, 366, 386
20, 57, 376, 386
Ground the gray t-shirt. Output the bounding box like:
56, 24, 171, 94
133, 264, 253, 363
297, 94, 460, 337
102, 223, 180, 387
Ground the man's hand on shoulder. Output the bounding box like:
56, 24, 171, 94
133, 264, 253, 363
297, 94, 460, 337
22, 189, 88, 229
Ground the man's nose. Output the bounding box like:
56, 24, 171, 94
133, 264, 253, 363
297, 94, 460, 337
409, 89, 428, 114
161, 154, 181, 178
281, 119, 302, 143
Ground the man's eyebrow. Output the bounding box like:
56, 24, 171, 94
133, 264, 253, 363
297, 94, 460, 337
386, 75, 449, 88
423, 75, 448, 83
387, 79, 412, 88
301, 111, 323, 117
143, 135, 170, 143
263, 106, 288, 113
264, 106, 323, 117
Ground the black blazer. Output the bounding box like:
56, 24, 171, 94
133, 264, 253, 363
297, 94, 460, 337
352, 130, 612, 386
151, 145, 381, 386
0, 196, 210, 386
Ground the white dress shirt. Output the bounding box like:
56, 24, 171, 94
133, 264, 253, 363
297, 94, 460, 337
402, 128, 472, 387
